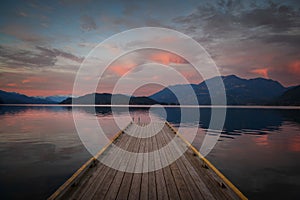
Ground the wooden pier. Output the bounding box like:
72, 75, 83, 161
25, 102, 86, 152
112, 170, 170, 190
48, 121, 247, 200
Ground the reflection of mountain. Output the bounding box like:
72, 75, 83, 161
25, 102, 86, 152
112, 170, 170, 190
0, 105, 67, 115
164, 108, 287, 135
280, 109, 300, 124
1, 106, 299, 136
60, 93, 160, 105
150, 75, 288, 105
69, 106, 114, 116
221, 109, 284, 135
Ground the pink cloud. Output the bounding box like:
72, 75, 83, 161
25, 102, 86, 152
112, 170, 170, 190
288, 60, 300, 75
108, 63, 136, 76
149, 51, 188, 65
251, 68, 269, 78
6, 83, 17, 87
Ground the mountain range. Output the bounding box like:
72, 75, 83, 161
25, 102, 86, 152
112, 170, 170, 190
0, 75, 299, 105
37, 95, 68, 103
0, 91, 68, 104
150, 75, 290, 105
0, 90, 54, 104
272, 85, 300, 106
60, 93, 159, 105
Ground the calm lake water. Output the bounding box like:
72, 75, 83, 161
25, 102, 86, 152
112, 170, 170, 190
0, 106, 299, 199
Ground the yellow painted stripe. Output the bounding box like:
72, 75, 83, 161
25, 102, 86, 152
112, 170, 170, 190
47, 122, 132, 200
165, 121, 248, 200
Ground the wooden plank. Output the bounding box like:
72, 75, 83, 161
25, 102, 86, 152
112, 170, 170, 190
82, 131, 132, 200
128, 123, 145, 200
163, 125, 218, 200
182, 145, 232, 200
159, 124, 193, 200
48, 124, 131, 200
165, 124, 236, 200
152, 127, 168, 200
50, 121, 245, 200
165, 125, 216, 200
103, 127, 142, 200
115, 124, 140, 200
161, 126, 203, 200
165, 122, 246, 200
69, 127, 132, 200
155, 123, 181, 200
69, 127, 131, 200
140, 125, 149, 200
164, 124, 210, 200
67, 161, 105, 199
147, 127, 157, 200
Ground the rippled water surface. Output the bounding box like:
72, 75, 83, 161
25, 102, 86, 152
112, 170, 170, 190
0, 106, 299, 199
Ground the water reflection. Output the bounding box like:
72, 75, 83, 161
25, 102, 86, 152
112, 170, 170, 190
0, 106, 91, 199
164, 108, 285, 135
2, 106, 298, 134
0, 106, 299, 199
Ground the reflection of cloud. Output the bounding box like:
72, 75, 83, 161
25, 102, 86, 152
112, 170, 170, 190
288, 135, 300, 152
253, 135, 269, 146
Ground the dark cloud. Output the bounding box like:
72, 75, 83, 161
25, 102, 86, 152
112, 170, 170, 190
60, 0, 92, 5
0, 0, 299, 96
36, 46, 84, 63
0, 45, 83, 69
170, 0, 300, 85
239, 5, 298, 31
173, 1, 299, 45
252, 34, 300, 48
80, 15, 97, 31
0, 45, 56, 67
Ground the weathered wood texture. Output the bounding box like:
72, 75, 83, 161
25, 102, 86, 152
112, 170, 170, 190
50, 122, 244, 200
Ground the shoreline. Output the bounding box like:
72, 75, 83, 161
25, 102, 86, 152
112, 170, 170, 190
1, 104, 300, 109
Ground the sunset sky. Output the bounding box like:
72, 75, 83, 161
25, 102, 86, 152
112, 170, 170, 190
0, 0, 299, 96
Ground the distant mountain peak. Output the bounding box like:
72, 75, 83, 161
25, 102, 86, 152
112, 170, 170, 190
0, 89, 54, 104
150, 74, 288, 105
1, 75, 297, 106
222, 74, 240, 79
60, 93, 160, 105
273, 85, 300, 105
